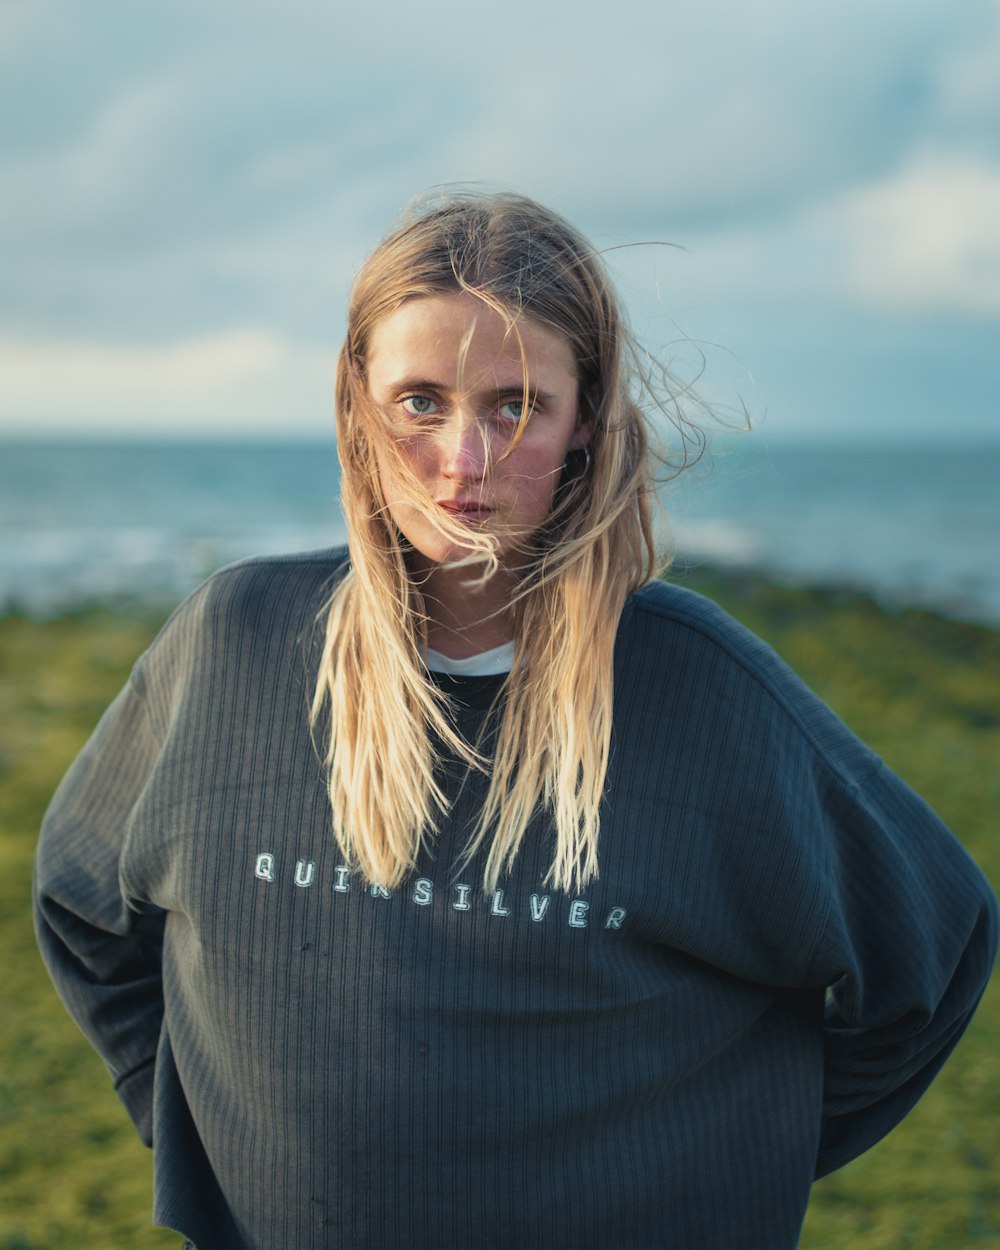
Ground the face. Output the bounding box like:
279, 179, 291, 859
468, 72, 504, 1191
365, 291, 591, 575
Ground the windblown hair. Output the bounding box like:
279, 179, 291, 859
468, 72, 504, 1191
312, 190, 669, 893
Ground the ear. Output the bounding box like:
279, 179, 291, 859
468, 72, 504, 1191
569, 383, 598, 450
569, 415, 593, 452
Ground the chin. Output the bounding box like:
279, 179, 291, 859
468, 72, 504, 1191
401, 533, 484, 570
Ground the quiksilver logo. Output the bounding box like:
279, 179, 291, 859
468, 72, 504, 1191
252, 852, 627, 931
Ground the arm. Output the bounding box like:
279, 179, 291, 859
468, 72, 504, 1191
33, 670, 166, 1147
811, 761, 998, 1178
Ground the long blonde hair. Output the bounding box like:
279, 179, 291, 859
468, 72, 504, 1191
312, 191, 663, 893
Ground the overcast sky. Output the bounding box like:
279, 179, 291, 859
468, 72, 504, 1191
1, 0, 998, 441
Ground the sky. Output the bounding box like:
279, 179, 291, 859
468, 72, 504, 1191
1, 0, 999, 442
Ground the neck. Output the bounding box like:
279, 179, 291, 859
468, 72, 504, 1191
411, 556, 515, 659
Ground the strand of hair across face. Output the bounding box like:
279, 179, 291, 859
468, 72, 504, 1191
311, 190, 664, 892
312, 380, 657, 894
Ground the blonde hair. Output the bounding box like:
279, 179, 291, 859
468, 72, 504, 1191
312, 191, 665, 893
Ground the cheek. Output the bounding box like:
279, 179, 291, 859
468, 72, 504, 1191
371, 444, 396, 508
373, 440, 414, 506
504, 441, 567, 515
513, 427, 574, 481
372, 441, 437, 533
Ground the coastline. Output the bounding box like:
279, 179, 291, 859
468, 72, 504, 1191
4, 437, 1000, 630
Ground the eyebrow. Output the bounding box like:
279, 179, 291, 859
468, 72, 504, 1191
383, 377, 557, 404
383, 377, 443, 395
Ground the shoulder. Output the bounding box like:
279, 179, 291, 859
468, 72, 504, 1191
621, 578, 792, 682
164, 544, 350, 644
626, 578, 766, 644
132, 547, 351, 704
191, 545, 351, 624
617, 579, 876, 778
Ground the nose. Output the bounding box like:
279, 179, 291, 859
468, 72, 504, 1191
439, 412, 490, 481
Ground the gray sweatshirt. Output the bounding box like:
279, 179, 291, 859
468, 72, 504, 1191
34, 549, 998, 1249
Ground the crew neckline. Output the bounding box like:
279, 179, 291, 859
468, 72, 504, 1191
425, 640, 515, 676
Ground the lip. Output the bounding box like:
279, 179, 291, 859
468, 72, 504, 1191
437, 499, 494, 523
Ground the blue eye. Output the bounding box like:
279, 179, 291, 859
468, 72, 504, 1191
499, 399, 526, 423
401, 395, 440, 416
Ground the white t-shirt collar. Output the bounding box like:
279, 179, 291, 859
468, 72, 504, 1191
425, 641, 515, 676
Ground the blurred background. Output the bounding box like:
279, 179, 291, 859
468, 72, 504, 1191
1, 0, 998, 619
2, 5, 999, 1247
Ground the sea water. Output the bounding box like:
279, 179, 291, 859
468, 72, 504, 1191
1, 437, 998, 626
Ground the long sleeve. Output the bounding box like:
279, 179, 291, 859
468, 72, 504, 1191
614, 580, 999, 1185
33, 668, 167, 1146
810, 760, 998, 1177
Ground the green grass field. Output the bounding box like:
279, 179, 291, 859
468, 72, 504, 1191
1, 574, 997, 1249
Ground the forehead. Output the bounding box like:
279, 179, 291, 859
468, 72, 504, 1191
365, 291, 577, 389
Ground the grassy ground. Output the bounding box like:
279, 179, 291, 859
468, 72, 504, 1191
1, 574, 997, 1249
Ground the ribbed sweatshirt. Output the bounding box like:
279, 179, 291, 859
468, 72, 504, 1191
34, 549, 998, 1250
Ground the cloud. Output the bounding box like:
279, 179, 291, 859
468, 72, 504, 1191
827, 152, 1000, 315
0, 330, 336, 434
2, 0, 998, 440
1, 0, 974, 248
613, 141, 1000, 325
411, 2, 965, 233
932, 0, 1000, 138
2, 0, 977, 350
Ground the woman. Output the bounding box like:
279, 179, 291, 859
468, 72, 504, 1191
35, 192, 997, 1250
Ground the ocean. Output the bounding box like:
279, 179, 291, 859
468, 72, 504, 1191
2, 437, 998, 626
